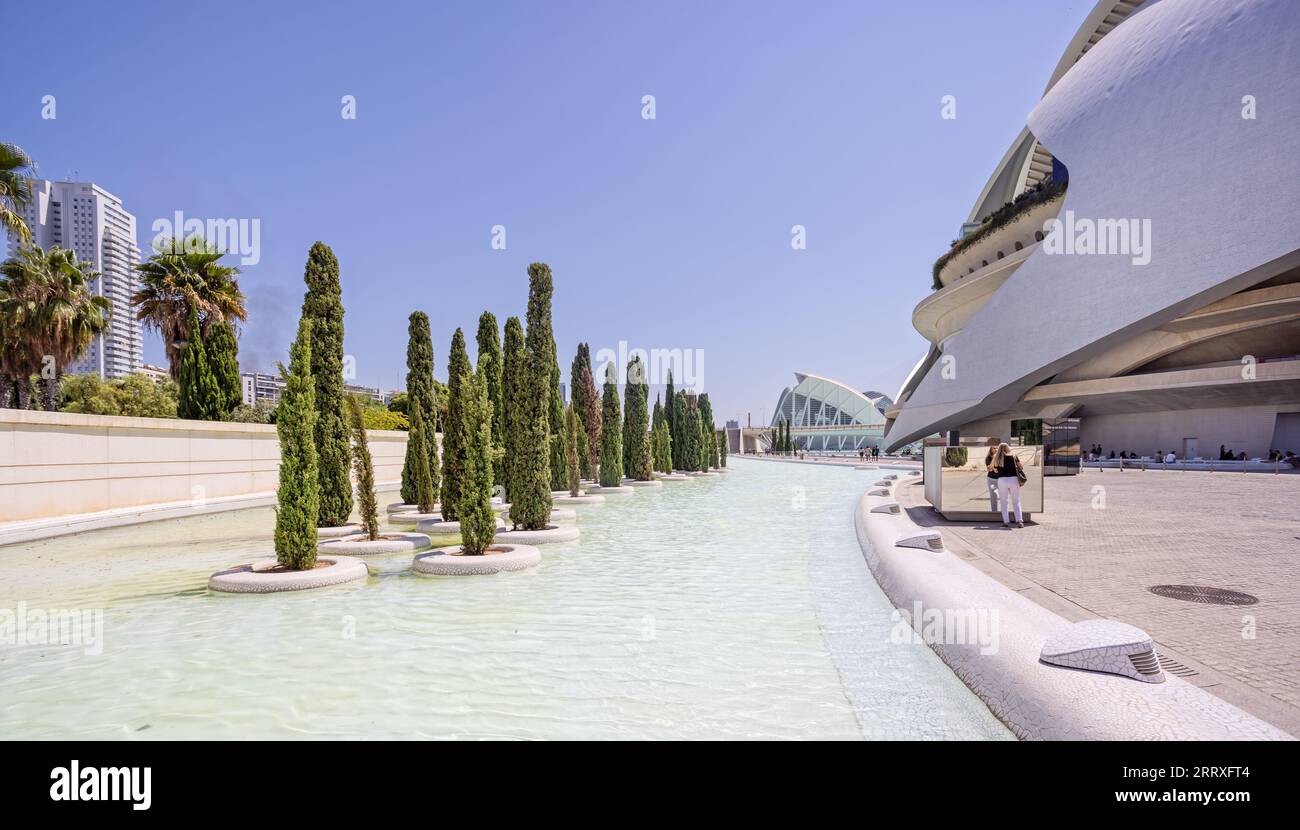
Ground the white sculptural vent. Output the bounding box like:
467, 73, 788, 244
1039, 619, 1166, 683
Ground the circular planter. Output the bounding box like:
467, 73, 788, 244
412, 543, 541, 576
317, 523, 364, 540
588, 484, 635, 495
622, 478, 663, 487
713, 467, 733, 473
317, 531, 430, 555
387, 510, 446, 527
694, 471, 719, 477
415, 515, 505, 538
208, 555, 368, 594
495, 524, 580, 545
657, 472, 692, 481
549, 507, 578, 523
552, 493, 606, 504
386, 502, 422, 514
492, 502, 512, 515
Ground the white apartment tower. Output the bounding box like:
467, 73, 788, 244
9, 180, 144, 379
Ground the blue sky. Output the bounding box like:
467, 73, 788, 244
3, 0, 1094, 424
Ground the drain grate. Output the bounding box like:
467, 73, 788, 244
1148, 585, 1258, 606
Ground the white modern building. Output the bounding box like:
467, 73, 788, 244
10, 180, 144, 380
240, 370, 386, 407
885, 0, 1300, 460
769, 372, 891, 453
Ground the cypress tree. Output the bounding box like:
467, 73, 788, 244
683, 403, 702, 472
652, 417, 672, 474
670, 390, 690, 471
274, 317, 320, 570
699, 393, 718, 468
502, 316, 527, 514
300, 241, 351, 527
475, 311, 505, 486
457, 367, 496, 555
408, 396, 436, 513
206, 320, 242, 417
440, 328, 471, 522
574, 415, 592, 481
345, 395, 380, 540
178, 306, 221, 420
570, 343, 601, 480
513, 265, 554, 529
599, 361, 623, 487
623, 355, 651, 480
565, 404, 581, 497
718, 424, 728, 467
665, 370, 676, 457
401, 312, 439, 504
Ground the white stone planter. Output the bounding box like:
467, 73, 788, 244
415, 515, 505, 538
588, 484, 635, 495
317, 531, 430, 555
317, 523, 364, 540
622, 478, 663, 487
388, 511, 443, 527
552, 493, 606, 504
713, 467, 733, 473
208, 555, 368, 594
412, 543, 541, 576
495, 524, 580, 545
550, 507, 578, 523
657, 472, 691, 481
386, 502, 423, 514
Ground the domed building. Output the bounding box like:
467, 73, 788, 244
885, 0, 1300, 462
769, 373, 890, 454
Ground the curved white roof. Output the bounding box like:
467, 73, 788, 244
772, 373, 888, 428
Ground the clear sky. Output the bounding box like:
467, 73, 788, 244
3, 0, 1096, 425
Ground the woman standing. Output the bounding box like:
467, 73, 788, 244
988, 442, 1025, 528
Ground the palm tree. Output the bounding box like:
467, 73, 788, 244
133, 236, 245, 379
0, 246, 111, 409
0, 143, 35, 246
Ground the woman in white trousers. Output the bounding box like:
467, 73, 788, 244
988, 442, 1024, 528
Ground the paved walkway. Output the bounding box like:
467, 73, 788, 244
897, 467, 1300, 735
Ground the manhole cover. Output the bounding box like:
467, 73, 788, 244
1148, 585, 1258, 606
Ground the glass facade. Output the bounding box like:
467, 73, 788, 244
770, 373, 889, 453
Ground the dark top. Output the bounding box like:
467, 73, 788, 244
986, 451, 1020, 479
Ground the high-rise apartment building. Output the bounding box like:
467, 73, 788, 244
9, 180, 143, 379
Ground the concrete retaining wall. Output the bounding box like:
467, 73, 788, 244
0, 409, 409, 525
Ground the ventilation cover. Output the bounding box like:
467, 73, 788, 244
1039, 620, 1166, 684
870, 501, 902, 515
867, 488, 891, 497
873, 480, 893, 488
895, 531, 944, 551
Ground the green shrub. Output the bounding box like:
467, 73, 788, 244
599, 361, 622, 486
346, 395, 380, 540
274, 318, 320, 570
457, 369, 497, 555
440, 327, 471, 522
407, 396, 436, 513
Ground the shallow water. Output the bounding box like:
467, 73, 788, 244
0, 459, 1009, 740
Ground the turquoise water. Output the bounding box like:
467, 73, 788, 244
0, 459, 1009, 740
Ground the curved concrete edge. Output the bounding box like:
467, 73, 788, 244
551, 493, 607, 503
386, 502, 419, 514
415, 516, 505, 536
317, 531, 430, 555
494, 524, 580, 545
656, 473, 692, 481
587, 485, 635, 495
549, 507, 578, 523
622, 478, 664, 487
317, 523, 365, 540
712, 467, 733, 473
412, 543, 541, 575
208, 555, 369, 594
853, 481, 1294, 741
388, 511, 444, 527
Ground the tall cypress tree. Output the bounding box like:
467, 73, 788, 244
670, 389, 689, 471
206, 320, 241, 417
457, 367, 496, 555
718, 424, 728, 467
511, 265, 555, 529
699, 393, 717, 468
502, 316, 527, 517
177, 306, 221, 420
345, 394, 380, 540
599, 361, 623, 487
274, 317, 320, 570
565, 404, 581, 497
408, 396, 436, 513
665, 370, 676, 453
683, 403, 702, 472
300, 242, 351, 527
525, 263, 565, 492
623, 355, 651, 480
440, 328, 471, 522
475, 312, 505, 485
570, 343, 601, 480
401, 311, 439, 504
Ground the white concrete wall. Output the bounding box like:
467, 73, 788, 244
0, 409, 409, 523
